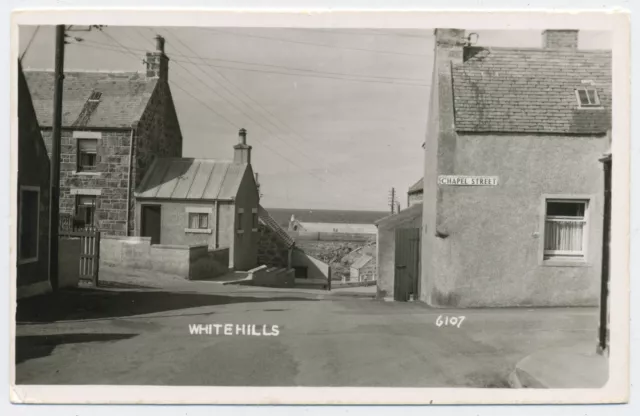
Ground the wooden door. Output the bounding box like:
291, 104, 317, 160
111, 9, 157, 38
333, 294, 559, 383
394, 228, 421, 301
141, 205, 161, 245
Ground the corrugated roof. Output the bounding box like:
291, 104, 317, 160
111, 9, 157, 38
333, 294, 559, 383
408, 177, 423, 194
452, 47, 612, 134
24, 70, 157, 128
266, 208, 388, 227
351, 255, 373, 270
135, 158, 248, 200
258, 205, 295, 248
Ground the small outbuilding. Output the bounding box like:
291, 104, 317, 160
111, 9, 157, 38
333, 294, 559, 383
349, 254, 375, 282
134, 129, 260, 271
375, 203, 422, 301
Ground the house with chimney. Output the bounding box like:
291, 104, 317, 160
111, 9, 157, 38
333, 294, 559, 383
133, 129, 260, 271
417, 29, 611, 307
17, 60, 52, 298
24, 35, 183, 236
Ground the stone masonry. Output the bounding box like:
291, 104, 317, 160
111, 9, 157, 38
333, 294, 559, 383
257, 223, 290, 268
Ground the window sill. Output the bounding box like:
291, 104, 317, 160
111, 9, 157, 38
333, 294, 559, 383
237, 230, 245, 234
73, 171, 101, 176
252, 228, 258, 232
577, 106, 605, 110
18, 257, 38, 265
541, 258, 591, 268
184, 228, 212, 234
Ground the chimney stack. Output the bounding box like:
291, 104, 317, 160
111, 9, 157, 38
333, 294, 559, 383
542, 30, 578, 50
146, 35, 169, 80
234, 128, 252, 164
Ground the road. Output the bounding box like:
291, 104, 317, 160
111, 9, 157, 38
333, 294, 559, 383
15, 273, 598, 387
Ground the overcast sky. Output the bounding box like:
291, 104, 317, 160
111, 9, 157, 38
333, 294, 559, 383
18, 26, 611, 211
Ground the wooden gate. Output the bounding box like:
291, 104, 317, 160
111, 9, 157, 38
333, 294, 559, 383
394, 228, 421, 301
59, 227, 101, 287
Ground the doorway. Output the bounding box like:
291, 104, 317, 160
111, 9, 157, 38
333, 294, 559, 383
394, 227, 421, 301
141, 205, 161, 245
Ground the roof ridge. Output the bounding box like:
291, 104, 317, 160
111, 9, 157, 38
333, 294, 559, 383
23, 68, 146, 74
469, 46, 612, 54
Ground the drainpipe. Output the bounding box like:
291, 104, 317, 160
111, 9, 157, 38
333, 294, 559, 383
213, 200, 219, 248
125, 125, 136, 236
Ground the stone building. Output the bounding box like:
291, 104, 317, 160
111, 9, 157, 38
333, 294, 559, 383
24, 35, 183, 236
420, 29, 611, 307
134, 129, 260, 271
17, 60, 51, 298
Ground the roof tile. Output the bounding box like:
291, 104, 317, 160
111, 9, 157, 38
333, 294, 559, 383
24, 70, 157, 128
452, 47, 612, 134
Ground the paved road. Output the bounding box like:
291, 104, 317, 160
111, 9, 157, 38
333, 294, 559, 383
15, 278, 598, 387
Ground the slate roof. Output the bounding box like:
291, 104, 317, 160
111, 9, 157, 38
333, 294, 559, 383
135, 158, 248, 200
258, 205, 295, 249
267, 208, 389, 228
452, 47, 612, 134
375, 203, 423, 229
23, 70, 157, 128
408, 178, 423, 194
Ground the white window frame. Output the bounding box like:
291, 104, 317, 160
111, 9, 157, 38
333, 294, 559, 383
539, 194, 593, 266
575, 87, 603, 109
184, 206, 212, 234
18, 186, 40, 265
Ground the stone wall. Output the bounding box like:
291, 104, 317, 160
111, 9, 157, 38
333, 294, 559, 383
41, 129, 132, 235
131, 79, 184, 234
257, 223, 290, 268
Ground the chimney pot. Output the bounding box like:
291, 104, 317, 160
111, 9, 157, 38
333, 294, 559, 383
155, 35, 165, 53
233, 128, 251, 164
542, 29, 578, 50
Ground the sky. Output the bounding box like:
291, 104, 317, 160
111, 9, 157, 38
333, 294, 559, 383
18, 26, 611, 211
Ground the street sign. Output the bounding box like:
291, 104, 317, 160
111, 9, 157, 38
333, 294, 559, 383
438, 175, 499, 186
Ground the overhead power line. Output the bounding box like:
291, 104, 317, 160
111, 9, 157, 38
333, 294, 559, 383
76, 39, 430, 86
20, 26, 40, 61
156, 27, 366, 180
95, 27, 330, 184
153, 27, 337, 184
95, 28, 239, 129
201, 28, 431, 58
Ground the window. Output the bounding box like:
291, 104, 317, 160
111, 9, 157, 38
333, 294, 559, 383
19, 187, 40, 263
77, 138, 98, 171
188, 212, 209, 229
75, 195, 96, 228
237, 212, 244, 232
575, 87, 601, 107
543, 199, 588, 260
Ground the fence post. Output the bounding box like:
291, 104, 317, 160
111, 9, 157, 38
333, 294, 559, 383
93, 230, 101, 286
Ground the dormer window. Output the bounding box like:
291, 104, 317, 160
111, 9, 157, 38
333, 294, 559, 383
575, 87, 601, 108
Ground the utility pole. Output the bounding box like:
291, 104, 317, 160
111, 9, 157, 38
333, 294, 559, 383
388, 188, 396, 214
49, 25, 66, 291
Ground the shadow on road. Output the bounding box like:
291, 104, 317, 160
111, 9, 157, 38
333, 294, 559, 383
15, 333, 138, 364
16, 287, 318, 323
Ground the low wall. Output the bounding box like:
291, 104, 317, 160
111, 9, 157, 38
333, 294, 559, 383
100, 235, 230, 280
190, 246, 230, 280
251, 266, 295, 288
290, 231, 374, 242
